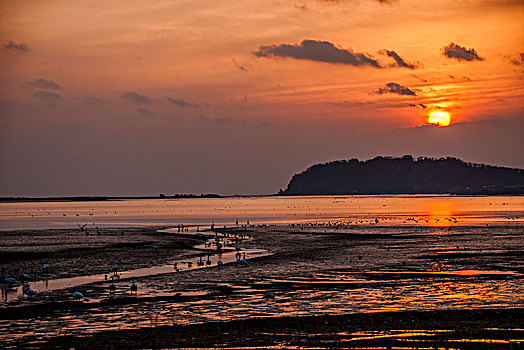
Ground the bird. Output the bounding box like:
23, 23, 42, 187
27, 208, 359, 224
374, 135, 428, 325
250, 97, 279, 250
42, 264, 49, 273
0, 268, 7, 281
152, 245, 160, 250
111, 261, 121, 276
23, 286, 37, 298
217, 260, 224, 269
21, 268, 31, 281
238, 252, 250, 266
77, 223, 87, 232
130, 278, 138, 295
109, 277, 116, 293
73, 288, 84, 301
4, 276, 18, 284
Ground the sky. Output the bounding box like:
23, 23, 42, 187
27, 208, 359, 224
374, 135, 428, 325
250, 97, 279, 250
0, 0, 523, 196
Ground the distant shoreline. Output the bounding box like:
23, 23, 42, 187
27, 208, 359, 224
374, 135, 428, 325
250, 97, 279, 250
1, 192, 522, 203
0, 194, 223, 203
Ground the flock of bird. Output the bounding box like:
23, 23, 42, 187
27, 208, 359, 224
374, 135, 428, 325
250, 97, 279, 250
1, 265, 46, 299
1, 227, 251, 303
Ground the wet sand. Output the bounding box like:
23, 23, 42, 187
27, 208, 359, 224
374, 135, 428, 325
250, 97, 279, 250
43, 308, 524, 349
1, 224, 523, 348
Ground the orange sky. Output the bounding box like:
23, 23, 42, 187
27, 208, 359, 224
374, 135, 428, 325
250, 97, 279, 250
0, 0, 523, 196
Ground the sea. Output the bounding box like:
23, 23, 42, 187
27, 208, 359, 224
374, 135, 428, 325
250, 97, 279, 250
1, 195, 523, 230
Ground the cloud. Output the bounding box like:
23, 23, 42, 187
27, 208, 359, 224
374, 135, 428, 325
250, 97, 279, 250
120, 91, 151, 104
198, 115, 233, 124
85, 96, 111, 106
253, 39, 381, 68
319, 0, 398, 4
137, 108, 154, 116
257, 119, 273, 127
3, 41, 28, 52
442, 43, 484, 62
294, 3, 308, 11
382, 50, 416, 69
376, 82, 416, 96
168, 97, 199, 108
504, 52, 524, 66
21, 78, 61, 91
32, 91, 63, 104
232, 58, 249, 72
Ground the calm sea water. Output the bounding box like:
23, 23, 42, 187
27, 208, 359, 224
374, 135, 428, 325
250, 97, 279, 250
1, 195, 523, 230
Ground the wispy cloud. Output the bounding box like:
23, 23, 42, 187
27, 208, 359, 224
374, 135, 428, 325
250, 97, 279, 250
32, 91, 63, 104
21, 78, 61, 91
376, 82, 416, 96
442, 43, 484, 62
3, 41, 28, 52
382, 50, 417, 69
137, 107, 154, 116
319, 0, 398, 4
376, 0, 398, 4
86, 96, 111, 106
198, 115, 233, 124
168, 97, 199, 108
120, 91, 151, 104
294, 3, 308, 11
504, 52, 524, 66
232, 59, 248, 71
253, 40, 381, 68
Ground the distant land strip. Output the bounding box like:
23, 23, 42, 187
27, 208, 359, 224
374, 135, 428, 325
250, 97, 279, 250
279, 155, 524, 196
0, 194, 222, 203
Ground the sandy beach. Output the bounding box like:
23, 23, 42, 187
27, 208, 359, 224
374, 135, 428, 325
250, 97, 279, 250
1, 224, 523, 348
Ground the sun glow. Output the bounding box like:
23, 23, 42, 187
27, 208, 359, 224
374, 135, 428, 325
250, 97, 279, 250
428, 111, 451, 127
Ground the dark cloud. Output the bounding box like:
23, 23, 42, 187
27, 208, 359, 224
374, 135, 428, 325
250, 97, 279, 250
411, 75, 427, 83
442, 43, 484, 62
86, 96, 111, 106
198, 115, 233, 124
168, 97, 199, 108
253, 39, 381, 68
120, 91, 151, 104
232, 59, 247, 71
504, 52, 524, 66
382, 50, 416, 69
376, 82, 416, 96
3, 41, 28, 52
21, 78, 61, 91
137, 108, 154, 116
32, 91, 63, 104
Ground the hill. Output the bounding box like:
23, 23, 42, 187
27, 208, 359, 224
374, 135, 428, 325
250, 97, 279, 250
279, 156, 524, 195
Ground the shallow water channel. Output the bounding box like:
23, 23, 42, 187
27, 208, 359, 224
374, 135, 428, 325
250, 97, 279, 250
0, 229, 270, 303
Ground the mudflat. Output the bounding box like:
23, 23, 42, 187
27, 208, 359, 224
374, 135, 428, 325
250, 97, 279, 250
1, 224, 522, 348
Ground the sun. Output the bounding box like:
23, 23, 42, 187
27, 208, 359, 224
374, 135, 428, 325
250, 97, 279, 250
428, 111, 451, 127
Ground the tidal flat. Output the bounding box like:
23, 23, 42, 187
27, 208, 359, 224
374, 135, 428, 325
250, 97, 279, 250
0, 224, 522, 349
